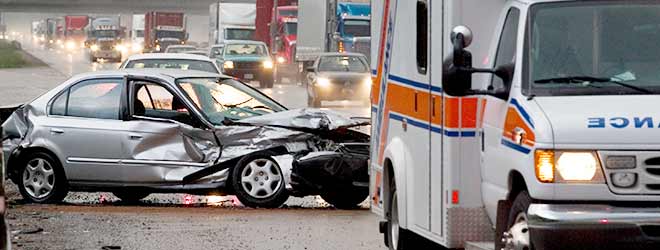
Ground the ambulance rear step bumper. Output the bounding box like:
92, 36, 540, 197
527, 203, 660, 250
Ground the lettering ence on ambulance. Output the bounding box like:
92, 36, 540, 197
588, 117, 660, 129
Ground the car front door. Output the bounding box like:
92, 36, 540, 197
45, 78, 127, 182
120, 79, 208, 184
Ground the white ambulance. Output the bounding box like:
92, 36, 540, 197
370, 0, 660, 249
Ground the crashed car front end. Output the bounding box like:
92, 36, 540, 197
1, 72, 370, 208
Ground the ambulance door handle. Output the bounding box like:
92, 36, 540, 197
402, 118, 408, 132
481, 131, 485, 152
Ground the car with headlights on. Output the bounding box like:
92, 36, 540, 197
216, 40, 274, 88
305, 53, 371, 107
1, 69, 370, 209
120, 53, 221, 73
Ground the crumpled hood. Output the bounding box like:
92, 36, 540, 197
240, 108, 367, 131
535, 96, 660, 145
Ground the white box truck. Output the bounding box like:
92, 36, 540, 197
209, 2, 257, 45
370, 0, 660, 250
130, 14, 145, 53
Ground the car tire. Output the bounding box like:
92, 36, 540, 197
320, 187, 368, 209
230, 153, 289, 208
387, 186, 418, 250
113, 191, 150, 203
17, 152, 68, 204
501, 191, 534, 250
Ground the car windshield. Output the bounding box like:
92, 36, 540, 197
283, 22, 297, 35
224, 44, 268, 57
528, 1, 660, 96
318, 56, 368, 72
225, 28, 255, 40
342, 20, 370, 37
125, 59, 219, 73
156, 30, 185, 40
167, 47, 195, 53
177, 78, 285, 123
278, 9, 297, 17
92, 30, 117, 38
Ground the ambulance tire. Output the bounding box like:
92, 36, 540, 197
387, 188, 418, 250
503, 191, 534, 250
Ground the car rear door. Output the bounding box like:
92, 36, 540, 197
45, 78, 126, 182
120, 79, 208, 184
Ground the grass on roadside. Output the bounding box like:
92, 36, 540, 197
0, 40, 44, 68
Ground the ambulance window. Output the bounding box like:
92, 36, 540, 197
491, 8, 520, 100
416, 0, 428, 74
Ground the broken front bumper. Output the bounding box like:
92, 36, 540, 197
528, 204, 660, 250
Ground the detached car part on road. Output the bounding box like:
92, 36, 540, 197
1, 69, 369, 209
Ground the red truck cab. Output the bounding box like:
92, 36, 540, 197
63, 16, 89, 50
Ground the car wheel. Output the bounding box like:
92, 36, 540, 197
501, 191, 533, 250
320, 187, 368, 209
113, 191, 150, 203
18, 152, 68, 204
230, 153, 289, 208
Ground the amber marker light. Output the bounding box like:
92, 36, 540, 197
535, 150, 555, 183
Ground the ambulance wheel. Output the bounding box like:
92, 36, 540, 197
387, 188, 417, 250
502, 191, 533, 250
320, 187, 368, 209
230, 153, 289, 208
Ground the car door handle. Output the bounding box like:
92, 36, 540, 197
128, 134, 143, 140
50, 128, 64, 134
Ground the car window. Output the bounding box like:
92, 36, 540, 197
133, 81, 199, 126
62, 79, 123, 120
318, 56, 368, 73
210, 47, 224, 59
124, 59, 219, 73
50, 91, 68, 116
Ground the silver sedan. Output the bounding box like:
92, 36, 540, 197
2, 69, 370, 208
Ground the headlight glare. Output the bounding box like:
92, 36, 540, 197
223, 61, 234, 69
317, 78, 331, 87
263, 60, 274, 69
90, 44, 99, 51
556, 152, 601, 182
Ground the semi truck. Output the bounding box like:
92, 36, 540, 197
209, 2, 257, 45
296, 0, 370, 70
86, 17, 123, 62
63, 15, 89, 51
130, 14, 145, 53
144, 12, 187, 53
255, 0, 298, 83
371, 0, 660, 250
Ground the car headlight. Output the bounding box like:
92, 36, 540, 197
362, 77, 372, 86
316, 78, 331, 87
224, 61, 234, 69
90, 44, 99, 51
115, 44, 126, 52
276, 56, 286, 64
65, 41, 76, 50
535, 150, 605, 183
263, 60, 274, 69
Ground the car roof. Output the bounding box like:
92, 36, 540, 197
318, 52, 366, 58
167, 45, 196, 48
125, 53, 214, 62
71, 69, 228, 83
221, 40, 268, 46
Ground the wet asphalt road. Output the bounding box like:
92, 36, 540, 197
2, 40, 384, 250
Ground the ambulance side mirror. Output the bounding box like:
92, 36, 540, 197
443, 26, 475, 97
444, 26, 510, 97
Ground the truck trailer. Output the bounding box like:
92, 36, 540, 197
255, 0, 298, 84
209, 2, 257, 45
296, 0, 370, 69
144, 12, 187, 53
371, 0, 660, 250
63, 15, 89, 51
